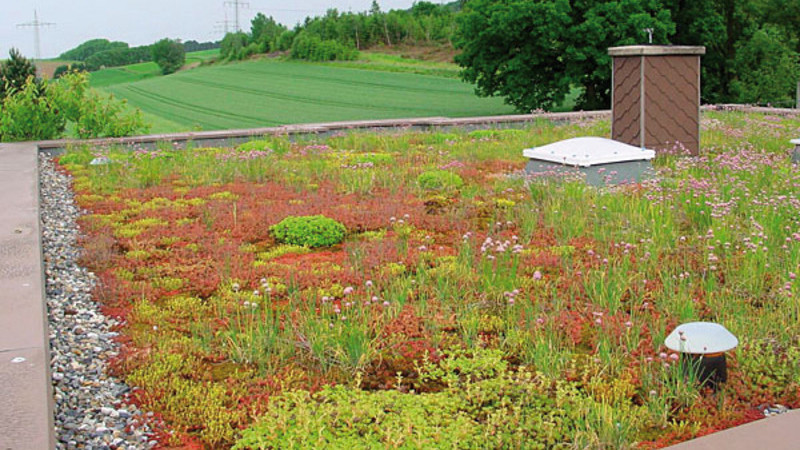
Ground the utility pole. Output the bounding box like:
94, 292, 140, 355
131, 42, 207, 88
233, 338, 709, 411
224, 0, 250, 33
17, 9, 55, 61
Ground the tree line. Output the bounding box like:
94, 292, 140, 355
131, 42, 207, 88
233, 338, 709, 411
55, 38, 220, 75
219, 1, 458, 62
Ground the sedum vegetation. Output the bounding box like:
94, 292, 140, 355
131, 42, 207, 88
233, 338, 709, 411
235, 354, 583, 449
60, 111, 800, 448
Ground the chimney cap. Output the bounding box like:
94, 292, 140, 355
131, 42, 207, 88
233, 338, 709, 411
608, 45, 706, 56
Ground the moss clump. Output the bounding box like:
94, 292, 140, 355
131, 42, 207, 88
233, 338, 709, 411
270, 215, 346, 248
417, 170, 464, 191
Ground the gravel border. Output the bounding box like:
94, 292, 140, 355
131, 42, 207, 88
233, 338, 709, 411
40, 154, 155, 449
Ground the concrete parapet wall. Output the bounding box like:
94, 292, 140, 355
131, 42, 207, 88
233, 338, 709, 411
35, 111, 610, 152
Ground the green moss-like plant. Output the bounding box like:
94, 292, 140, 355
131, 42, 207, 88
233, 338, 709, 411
270, 215, 346, 248
234, 368, 581, 449
417, 170, 464, 191
349, 152, 394, 165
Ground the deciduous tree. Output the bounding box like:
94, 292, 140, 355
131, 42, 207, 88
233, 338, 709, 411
730, 25, 799, 106
455, 0, 673, 112
250, 13, 286, 52
152, 38, 186, 75
0, 72, 148, 142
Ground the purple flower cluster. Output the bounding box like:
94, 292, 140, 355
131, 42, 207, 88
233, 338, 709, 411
480, 235, 523, 257
340, 162, 375, 170
132, 148, 166, 160
439, 160, 465, 170
216, 149, 274, 161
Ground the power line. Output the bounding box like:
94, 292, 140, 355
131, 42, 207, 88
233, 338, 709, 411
214, 9, 234, 36
16, 9, 55, 61
223, 0, 250, 33
268, 8, 319, 12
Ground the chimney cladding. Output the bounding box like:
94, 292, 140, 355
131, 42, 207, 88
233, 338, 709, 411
609, 45, 706, 156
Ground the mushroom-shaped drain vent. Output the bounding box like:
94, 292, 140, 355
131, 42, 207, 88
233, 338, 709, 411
664, 322, 738, 355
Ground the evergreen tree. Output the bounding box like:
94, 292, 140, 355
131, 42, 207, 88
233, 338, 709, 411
0, 49, 38, 102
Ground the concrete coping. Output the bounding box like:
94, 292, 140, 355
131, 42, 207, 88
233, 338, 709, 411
608, 45, 706, 56
706, 104, 800, 117
34, 111, 611, 152
667, 410, 800, 449
0, 144, 54, 449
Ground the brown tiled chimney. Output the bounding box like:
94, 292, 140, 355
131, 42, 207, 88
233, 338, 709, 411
609, 46, 705, 155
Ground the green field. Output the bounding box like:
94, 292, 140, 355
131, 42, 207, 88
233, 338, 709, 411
89, 49, 220, 88
102, 58, 516, 133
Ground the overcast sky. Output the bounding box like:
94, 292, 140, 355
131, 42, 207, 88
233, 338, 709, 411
2, 0, 418, 59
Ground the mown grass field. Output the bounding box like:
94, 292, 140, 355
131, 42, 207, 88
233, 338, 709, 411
89, 49, 220, 88
100, 57, 516, 133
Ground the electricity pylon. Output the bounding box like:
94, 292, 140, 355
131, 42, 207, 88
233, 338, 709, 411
223, 0, 250, 33
215, 9, 234, 36
17, 9, 55, 61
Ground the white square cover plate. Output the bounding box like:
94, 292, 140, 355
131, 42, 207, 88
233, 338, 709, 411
523, 137, 655, 167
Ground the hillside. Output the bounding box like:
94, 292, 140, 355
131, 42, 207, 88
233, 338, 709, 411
89, 49, 220, 88
36, 60, 72, 79
100, 57, 515, 133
